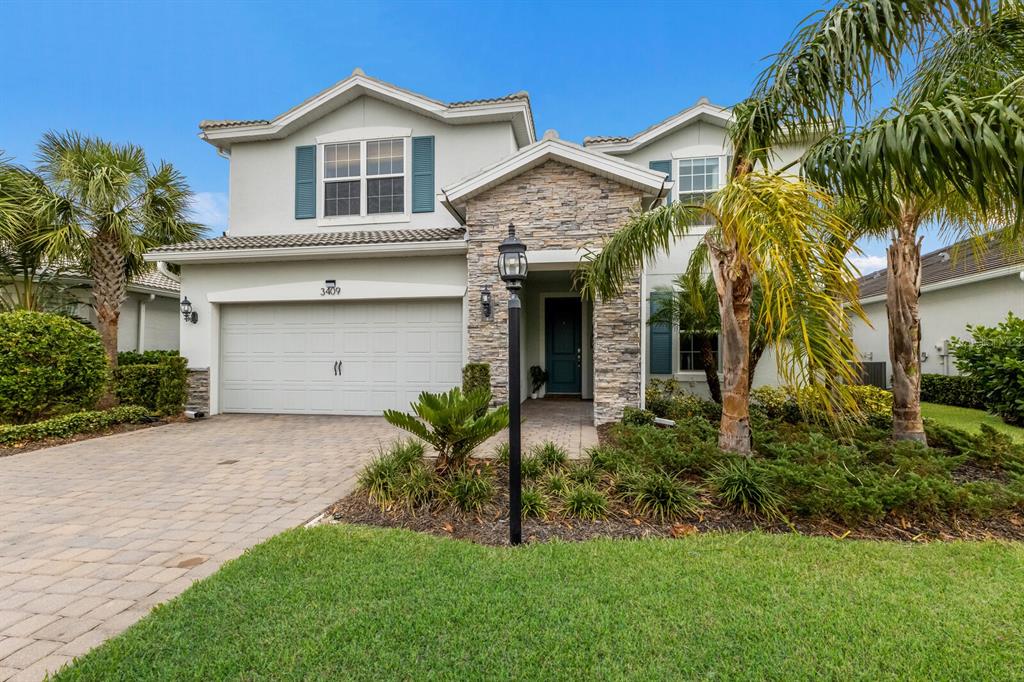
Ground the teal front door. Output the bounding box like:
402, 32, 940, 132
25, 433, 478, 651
545, 298, 582, 394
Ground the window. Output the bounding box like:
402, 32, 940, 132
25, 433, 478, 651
679, 332, 718, 372
322, 138, 405, 218
677, 157, 720, 204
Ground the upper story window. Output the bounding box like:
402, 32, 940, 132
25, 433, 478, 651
677, 157, 721, 204
323, 138, 405, 218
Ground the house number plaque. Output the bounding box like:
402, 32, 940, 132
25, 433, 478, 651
321, 279, 341, 296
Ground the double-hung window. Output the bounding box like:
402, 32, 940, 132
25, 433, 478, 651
677, 157, 721, 209
679, 332, 719, 372
323, 138, 405, 218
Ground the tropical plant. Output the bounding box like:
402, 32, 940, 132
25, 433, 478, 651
950, 313, 1024, 425
562, 484, 608, 521
383, 387, 509, 475
531, 441, 569, 471
620, 471, 701, 522
529, 365, 548, 394
520, 487, 550, 519
795, 3, 1024, 442
443, 467, 495, 513
27, 131, 202, 379
708, 458, 785, 520
356, 440, 426, 507
0, 310, 107, 423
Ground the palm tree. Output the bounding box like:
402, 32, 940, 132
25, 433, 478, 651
778, 3, 1024, 442
580, 172, 863, 455
31, 132, 202, 374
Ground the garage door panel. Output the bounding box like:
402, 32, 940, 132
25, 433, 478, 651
221, 300, 462, 415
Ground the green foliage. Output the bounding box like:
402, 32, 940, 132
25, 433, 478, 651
620, 471, 701, 522
519, 455, 544, 480
397, 462, 437, 510
356, 440, 426, 507
542, 473, 571, 497
751, 384, 893, 428
528, 366, 547, 393
520, 487, 550, 520
443, 468, 495, 513
113, 355, 187, 416
645, 379, 722, 423
0, 311, 107, 423
493, 441, 510, 465
0, 405, 150, 445
566, 462, 602, 487
709, 458, 786, 520
461, 363, 491, 396
921, 373, 985, 410
117, 350, 180, 366
562, 484, 608, 521
384, 387, 509, 474
621, 407, 656, 426
604, 422, 721, 477
531, 441, 568, 471
951, 314, 1024, 426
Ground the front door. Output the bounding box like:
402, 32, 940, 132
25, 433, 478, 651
545, 297, 582, 394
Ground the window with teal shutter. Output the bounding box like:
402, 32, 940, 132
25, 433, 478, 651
649, 160, 672, 205
411, 136, 435, 213
294, 145, 316, 219
649, 294, 673, 375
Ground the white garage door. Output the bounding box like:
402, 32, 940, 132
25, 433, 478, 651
219, 300, 462, 415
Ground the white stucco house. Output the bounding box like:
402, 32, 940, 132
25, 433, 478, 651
851, 237, 1024, 385
71, 270, 182, 353
146, 69, 801, 423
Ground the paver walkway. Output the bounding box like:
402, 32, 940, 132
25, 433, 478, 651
484, 399, 599, 458
0, 415, 401, 682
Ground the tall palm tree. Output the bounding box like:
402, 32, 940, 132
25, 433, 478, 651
32, 132, 202, 374
789, 3, 1024, 442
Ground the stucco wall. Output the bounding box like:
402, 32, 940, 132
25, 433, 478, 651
462, 159, 644, 424
227, 95, 517, 236
851, 274, 1024, 383
75, 291, 180, 352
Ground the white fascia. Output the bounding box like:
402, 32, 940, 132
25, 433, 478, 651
586, 103, 733, 154
858, 265, 1024, 305
143, 239, 467, 265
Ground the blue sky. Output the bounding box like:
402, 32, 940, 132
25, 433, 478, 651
2, 0, 916, 271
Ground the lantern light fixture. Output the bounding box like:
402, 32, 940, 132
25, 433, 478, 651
497, 223, 528, 291
180, 296, 198, 324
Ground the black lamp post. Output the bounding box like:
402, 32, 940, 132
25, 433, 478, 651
497, 222, 527, 546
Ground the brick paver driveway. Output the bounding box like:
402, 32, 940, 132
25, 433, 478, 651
0, 415, 401, 682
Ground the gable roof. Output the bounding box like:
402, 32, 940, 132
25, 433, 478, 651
440, 133, 671, 219
199, 69, 535, 149
583, 97, 732, 153
857, 236, 1024, 301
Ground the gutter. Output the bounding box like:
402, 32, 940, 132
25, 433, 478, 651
858, 264, 1024, 305
156, 261, 181, 283
144, 239, 468, 265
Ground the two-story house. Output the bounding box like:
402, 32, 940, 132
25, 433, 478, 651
147, 69, 777, 423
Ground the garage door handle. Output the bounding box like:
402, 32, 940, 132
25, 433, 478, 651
334, 360, 343, 376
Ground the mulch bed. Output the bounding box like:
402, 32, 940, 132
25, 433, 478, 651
325, 459, 1024, 546
0, 416, 182, 458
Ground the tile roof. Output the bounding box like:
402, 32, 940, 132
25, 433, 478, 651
130, 270, 180, 292
857, 236, 1024, 299
582, 135, 629, 144
198, 119, 270, 130
448, 91, 530, 108
148, 228, 466, 254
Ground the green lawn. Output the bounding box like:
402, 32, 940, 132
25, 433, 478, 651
922, 401, 1024, 441
55, 525, 1024, 681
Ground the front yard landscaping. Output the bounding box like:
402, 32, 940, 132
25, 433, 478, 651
53, 524, 1024, 680
922, 402, 1024, 442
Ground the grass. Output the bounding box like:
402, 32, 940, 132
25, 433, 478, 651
55, 525, 1024, 680
922, 402, 1024, 441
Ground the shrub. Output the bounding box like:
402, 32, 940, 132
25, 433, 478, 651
529, 366, 547, 394
443, 468, 495, 513
542, 473, 571, 497
753, 384, 892, 427
950, 314, 1024, 425
493, 441, 510, 465
563, 484, 608, 520
461, 363, 491, 396
920, 374, 985, 410
356, 440, 425, 507
521, 487, 550, 519
0, 311, 107, 423
566, 462, 602, 486
709, 458, 785, 520
384, 387, 509, 475
622, 407, 656, 426
531, 441, 568, 471
520, 455, 545, 480
0, 405, 150, 445
621, 471, 701, 522
644, 378, 721, 422
587, 445, 640, 474
113, 355, 188, 415
117, 350, 180, 366
751, 386, 788, 420
397, 462, 437, 510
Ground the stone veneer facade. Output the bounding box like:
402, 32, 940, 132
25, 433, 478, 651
186, 368, 210, 414
462, 159, 643, 424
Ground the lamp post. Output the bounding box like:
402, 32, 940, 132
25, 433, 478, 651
497, 222, 528, 546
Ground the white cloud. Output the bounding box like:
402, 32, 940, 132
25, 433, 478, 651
849, 254, 887, 274
190, 191, 229, 234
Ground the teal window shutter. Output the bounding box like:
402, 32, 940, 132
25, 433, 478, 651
294, 145, 316, 219
649, 160, 672, 205
411, 136, 435, 213
649, 294, 673, 375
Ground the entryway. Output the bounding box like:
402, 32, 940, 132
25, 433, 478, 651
545, 297, 582, 395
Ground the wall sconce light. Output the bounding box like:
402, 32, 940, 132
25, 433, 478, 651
180, 296, 198, 324
481, 286, 492, 319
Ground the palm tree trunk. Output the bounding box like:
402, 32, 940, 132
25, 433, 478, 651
91, 231, 127, 406
748, 339, 766, 391
708, 238, 753, 455
699, 336, 722, 404
887, 205, 926, 443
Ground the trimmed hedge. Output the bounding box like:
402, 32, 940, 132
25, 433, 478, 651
0, 311, 107, 424
920, 374, 985, 410
0, 405, 151, 446
118, 350, 181, 366
462, 363, 491, 396
950, 314, 1024, 426
114, 355, 188, 415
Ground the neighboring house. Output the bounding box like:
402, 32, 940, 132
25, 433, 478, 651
68, 270, 182, 353
850, 237, 1024, 385
146, 70, 799, 422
